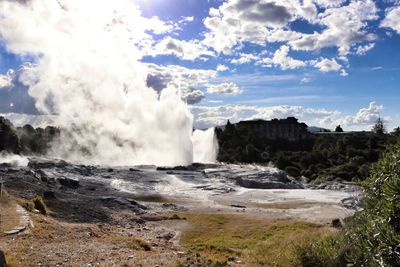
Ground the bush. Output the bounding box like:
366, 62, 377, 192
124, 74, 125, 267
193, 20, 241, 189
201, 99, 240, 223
294, 236, 344, 267
285, 166, 300, 177
33, 195, 48, 215
294, 144, 400, 266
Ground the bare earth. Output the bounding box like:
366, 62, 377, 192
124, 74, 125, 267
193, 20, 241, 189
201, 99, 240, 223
0, 161, 361, 266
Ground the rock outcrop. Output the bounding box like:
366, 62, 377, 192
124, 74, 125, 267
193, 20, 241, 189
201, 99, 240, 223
0, 116, 60, 155
0, 117, 21, 154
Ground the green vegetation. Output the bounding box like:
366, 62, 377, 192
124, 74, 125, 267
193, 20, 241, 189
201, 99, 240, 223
180, 213, 333, 266
32, 195, 48, 215
294, 144, 400, 266
216, 120, 400, 183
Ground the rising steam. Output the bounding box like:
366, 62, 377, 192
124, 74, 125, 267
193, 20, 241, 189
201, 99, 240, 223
192, 128, 219, 163
0, 0, 216, 166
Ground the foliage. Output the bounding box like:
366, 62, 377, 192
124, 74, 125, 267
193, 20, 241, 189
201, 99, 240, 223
372, 117, 386, 135
335, 125, 344, 132
294, 144, 400, 266
33, 195, 48, 215
216, 121, 398, 182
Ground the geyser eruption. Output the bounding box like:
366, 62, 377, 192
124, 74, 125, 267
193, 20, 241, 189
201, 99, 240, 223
0, 0, 197, 166
192, 128, 219, 163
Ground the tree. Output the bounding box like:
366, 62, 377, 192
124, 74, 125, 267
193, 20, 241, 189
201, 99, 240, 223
335, 125, 344, 132
391, 127, 400, 137
372, 117, 385, 135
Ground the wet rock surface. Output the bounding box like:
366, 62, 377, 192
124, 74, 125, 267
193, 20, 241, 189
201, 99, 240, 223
0, 158, 364, 226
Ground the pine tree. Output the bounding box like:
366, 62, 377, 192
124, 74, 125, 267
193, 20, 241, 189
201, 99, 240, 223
372, 117, 385, 135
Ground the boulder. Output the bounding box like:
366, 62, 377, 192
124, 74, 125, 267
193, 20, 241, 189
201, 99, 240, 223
0, 250, 7, 267
236, 177, 304, 189
28, 158, 68, 169
58, 177, 80, 189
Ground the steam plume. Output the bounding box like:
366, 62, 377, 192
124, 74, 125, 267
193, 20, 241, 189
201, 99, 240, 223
0, 0, 198, 166
192, 128, 218, 163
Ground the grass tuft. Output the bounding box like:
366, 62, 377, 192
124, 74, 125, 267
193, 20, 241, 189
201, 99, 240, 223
32, 196, 48, 215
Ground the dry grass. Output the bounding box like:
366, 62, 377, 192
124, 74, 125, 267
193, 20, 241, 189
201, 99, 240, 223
0, 211, 158, 266
0, 197, 21, 232
180, 213, 335, 266
253, 201, 318, 210
103, 235, 152, 251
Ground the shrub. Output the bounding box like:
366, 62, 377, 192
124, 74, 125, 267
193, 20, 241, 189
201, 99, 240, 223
285, 166, 300, 177
294, 144, 400, 266
294, 236, 344, 267
32, 196, 48, 215
127, 238, 151, 251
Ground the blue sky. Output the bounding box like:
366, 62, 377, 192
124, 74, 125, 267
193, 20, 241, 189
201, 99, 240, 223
1, 0, 400, 130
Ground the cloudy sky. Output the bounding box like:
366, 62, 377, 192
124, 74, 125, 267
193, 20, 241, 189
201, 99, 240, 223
1, 0, 400, 131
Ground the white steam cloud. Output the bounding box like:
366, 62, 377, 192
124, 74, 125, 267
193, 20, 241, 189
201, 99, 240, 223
192, 128, 219, 164
0, 0, 206, 166
0, 153, 29, 167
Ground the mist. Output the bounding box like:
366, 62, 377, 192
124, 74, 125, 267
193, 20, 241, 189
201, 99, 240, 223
192, 128, 219, 164
0, 153, 29, 167
0, 0, 214, 166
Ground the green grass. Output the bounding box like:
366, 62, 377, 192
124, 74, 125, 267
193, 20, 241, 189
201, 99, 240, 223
180, 213, 334, 266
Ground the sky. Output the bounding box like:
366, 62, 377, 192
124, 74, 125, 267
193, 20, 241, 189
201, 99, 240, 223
1, 0, 400, 131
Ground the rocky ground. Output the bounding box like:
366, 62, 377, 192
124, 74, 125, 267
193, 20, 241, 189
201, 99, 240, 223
0, 158, 363, 266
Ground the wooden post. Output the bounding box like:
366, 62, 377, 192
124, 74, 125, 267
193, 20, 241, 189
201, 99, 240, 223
0, 182, 3, 199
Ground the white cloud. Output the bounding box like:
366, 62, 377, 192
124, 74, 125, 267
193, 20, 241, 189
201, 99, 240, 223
151, 37, 215, 60
381, 6, 400, 34
207, 82, 241, 95
300, 77, 311, 84
314, 0, 346, 8
202, 0, 297, 54
191, 104, 340, 129
0, 70, 13, 88
261, 45, 307, 70
146, 63, 217, 103
336, 102, 386, 127
313, 58, 343, 73
182, 89, 205, 105
289, 0, 378, 57
201, 0, 379, 67
216, 64, 229, 72
230, 53, 260, 64
355, 43, 375, 55
315, 102, 391, 131
0, 65, 39, 114
191, 101, 389, 131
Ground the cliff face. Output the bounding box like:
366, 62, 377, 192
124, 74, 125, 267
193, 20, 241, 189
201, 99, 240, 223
0, 116, 21, 154
237, 117, 310, 141
0, 116, 60, 155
